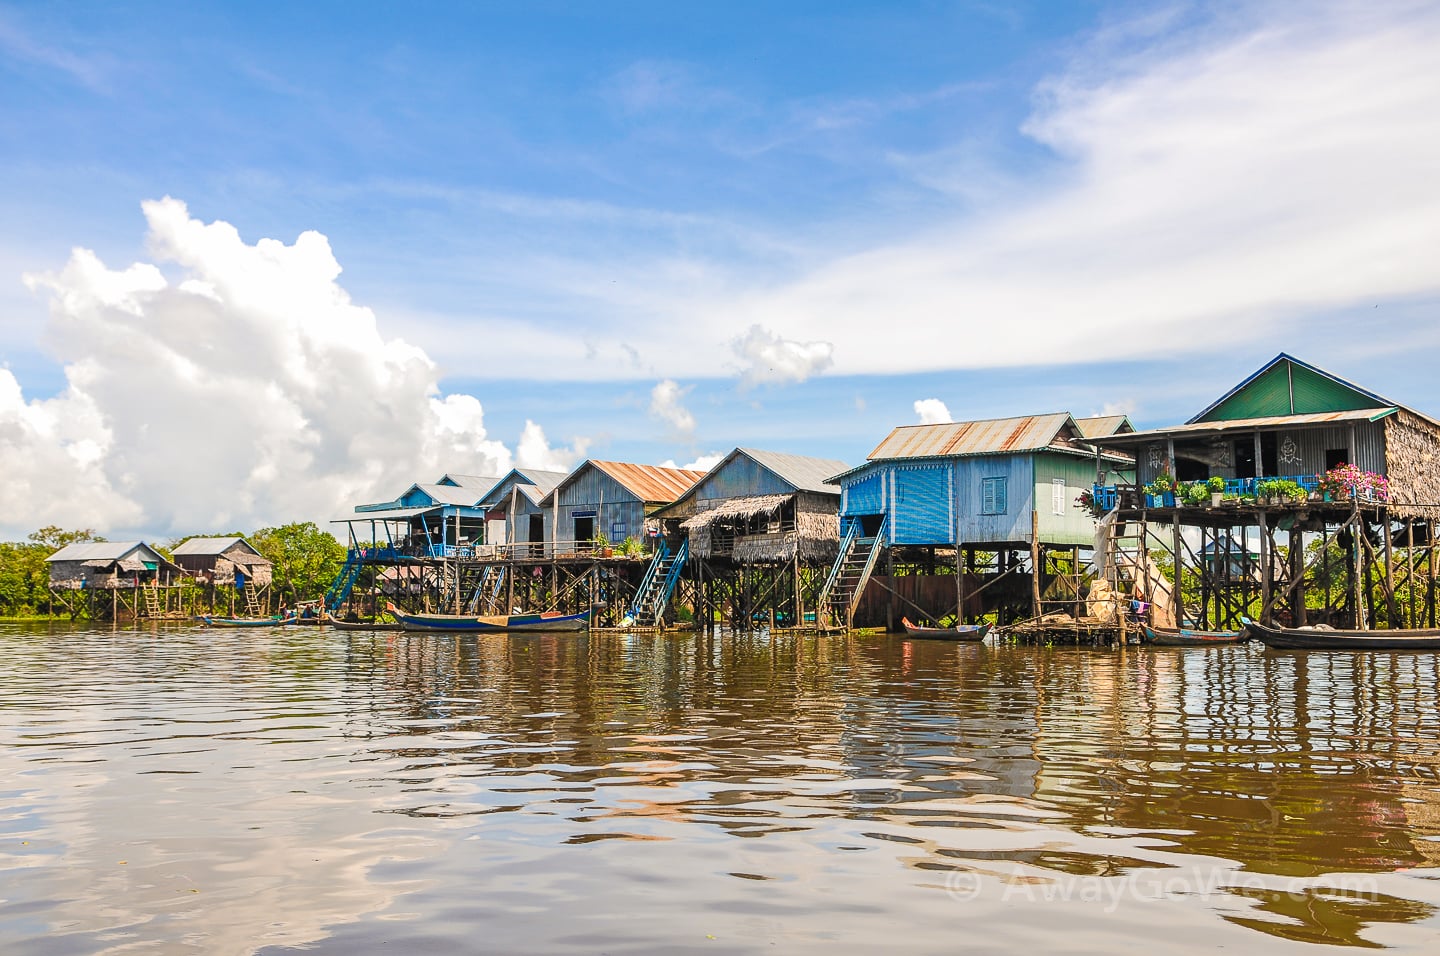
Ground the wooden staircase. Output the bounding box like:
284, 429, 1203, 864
628, 540, 688, 627
816, 517, 886, 630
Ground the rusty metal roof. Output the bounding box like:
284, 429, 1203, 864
867, 413, 1080, 461
587, 460, 705, 503
1095, 408, 1399, 446
1074, 415, 1134, 439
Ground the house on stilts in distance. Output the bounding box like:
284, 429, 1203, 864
822, 413, 1135, 632
641, 448, 851, 629
171, 536, 274, 616
46, 541, 185, 621
1090, 353, 1440, 632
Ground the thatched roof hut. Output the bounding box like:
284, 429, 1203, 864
661, 449, 851, 564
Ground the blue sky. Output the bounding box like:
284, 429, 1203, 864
2, 1, 1439, 538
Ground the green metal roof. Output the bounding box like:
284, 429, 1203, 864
1190, 354, 1395, 423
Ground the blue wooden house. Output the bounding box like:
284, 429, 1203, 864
819, 413, 1133, 628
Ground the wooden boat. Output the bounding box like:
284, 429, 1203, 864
198, 613, 295, 628
386, 603, 590, 633
1141, 624, 1246, 646
1243, 618, 1440, 650
900, 617, 991, 641
328, 617, 403, 632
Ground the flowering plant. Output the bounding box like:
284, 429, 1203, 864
1319, 463, 1389, 503
1076, 488, 1107, 517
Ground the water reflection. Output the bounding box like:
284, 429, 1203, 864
2, 622, 1439, 953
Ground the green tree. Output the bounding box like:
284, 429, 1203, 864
28, 526, 101, 549
250, 522, 345, 604
1, 528, 102, 617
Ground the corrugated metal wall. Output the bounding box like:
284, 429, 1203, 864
956, 455, 1034, 545
843, 469, 885, 516
891, 464, 953, 544
1136, 423, 1386, 485
555, 469, 643, 542
1034, 454, 1104, 546
692, 455, 795, 503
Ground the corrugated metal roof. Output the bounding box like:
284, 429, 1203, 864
330, 506, 449, 523
416, 483, 483, 506
587, 460, 705, 502
1095, 408, 1399, 446
47, 541, 152, 562
736, 448, 853, 494
172, 536, 247, 556
437, 473, 503, 489
1074, 415, 1133, 439
476, 468, 569, 508
867, 413, 1077, 461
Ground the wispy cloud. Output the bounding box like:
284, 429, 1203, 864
0, 11, 113, 92
648, 378, 696, 437
693, 2, 1440, 375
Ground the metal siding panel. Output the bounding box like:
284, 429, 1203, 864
957, 456, 1033, 545
694, 454, 793, 503
893, 465, 952, 545
844, 471, 885, 516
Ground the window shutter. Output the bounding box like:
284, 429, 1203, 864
1052, 478, 1065, 515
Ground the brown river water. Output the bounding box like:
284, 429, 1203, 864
3, 622, 1440, 954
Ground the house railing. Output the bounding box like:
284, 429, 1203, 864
1091, 474, 1385, 508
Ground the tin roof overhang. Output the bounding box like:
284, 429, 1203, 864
1093, 408, 1400, 449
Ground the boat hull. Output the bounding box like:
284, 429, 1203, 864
328, 618, 404, 632
900, 618, 991, 642
199, 615, 293, 628
1141, 625, 1245, 646
1244, 620, 1440, 650
387, 603, 590, 633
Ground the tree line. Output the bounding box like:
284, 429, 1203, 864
0, 522, 345, 619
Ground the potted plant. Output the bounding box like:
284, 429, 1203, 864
1144, 472, 1174, 508
619, 535, 645, 558
593, 533, 612, 557
1207, 475, 1225, 507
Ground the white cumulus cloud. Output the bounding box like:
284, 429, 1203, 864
731, 324, 835, 387
659, 452, 723, 472
913, 399, 953, 424
5, 198, 580, 538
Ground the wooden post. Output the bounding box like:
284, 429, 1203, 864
1172, 517, 1184, 628
1290, 524, 1306, 627
956, 545, 967, 625
1030, 512, 1042, 621
1383, 509, 1396, 626
1352, 512, 1365, 629
1406, 519, 1416, 628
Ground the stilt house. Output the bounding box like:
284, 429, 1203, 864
540, 461, 705, 552
1091, 353, 1440, 518
171, 536, 273, 587
474, 468, 569, 554
657, 448, 850, 565
818, 413, 1134, 628
46, 542, 181, 589
346, 474, 502, 556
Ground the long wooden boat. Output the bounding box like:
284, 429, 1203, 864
1243, 619, 1440, 650
1141, 625, 1246, 647
386, 603, 590, 633
328, 618, 404, 632
900, 617, 991, 642
198, 613, 295, 628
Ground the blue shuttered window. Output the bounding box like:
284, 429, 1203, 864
981, 476, 1007, 515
